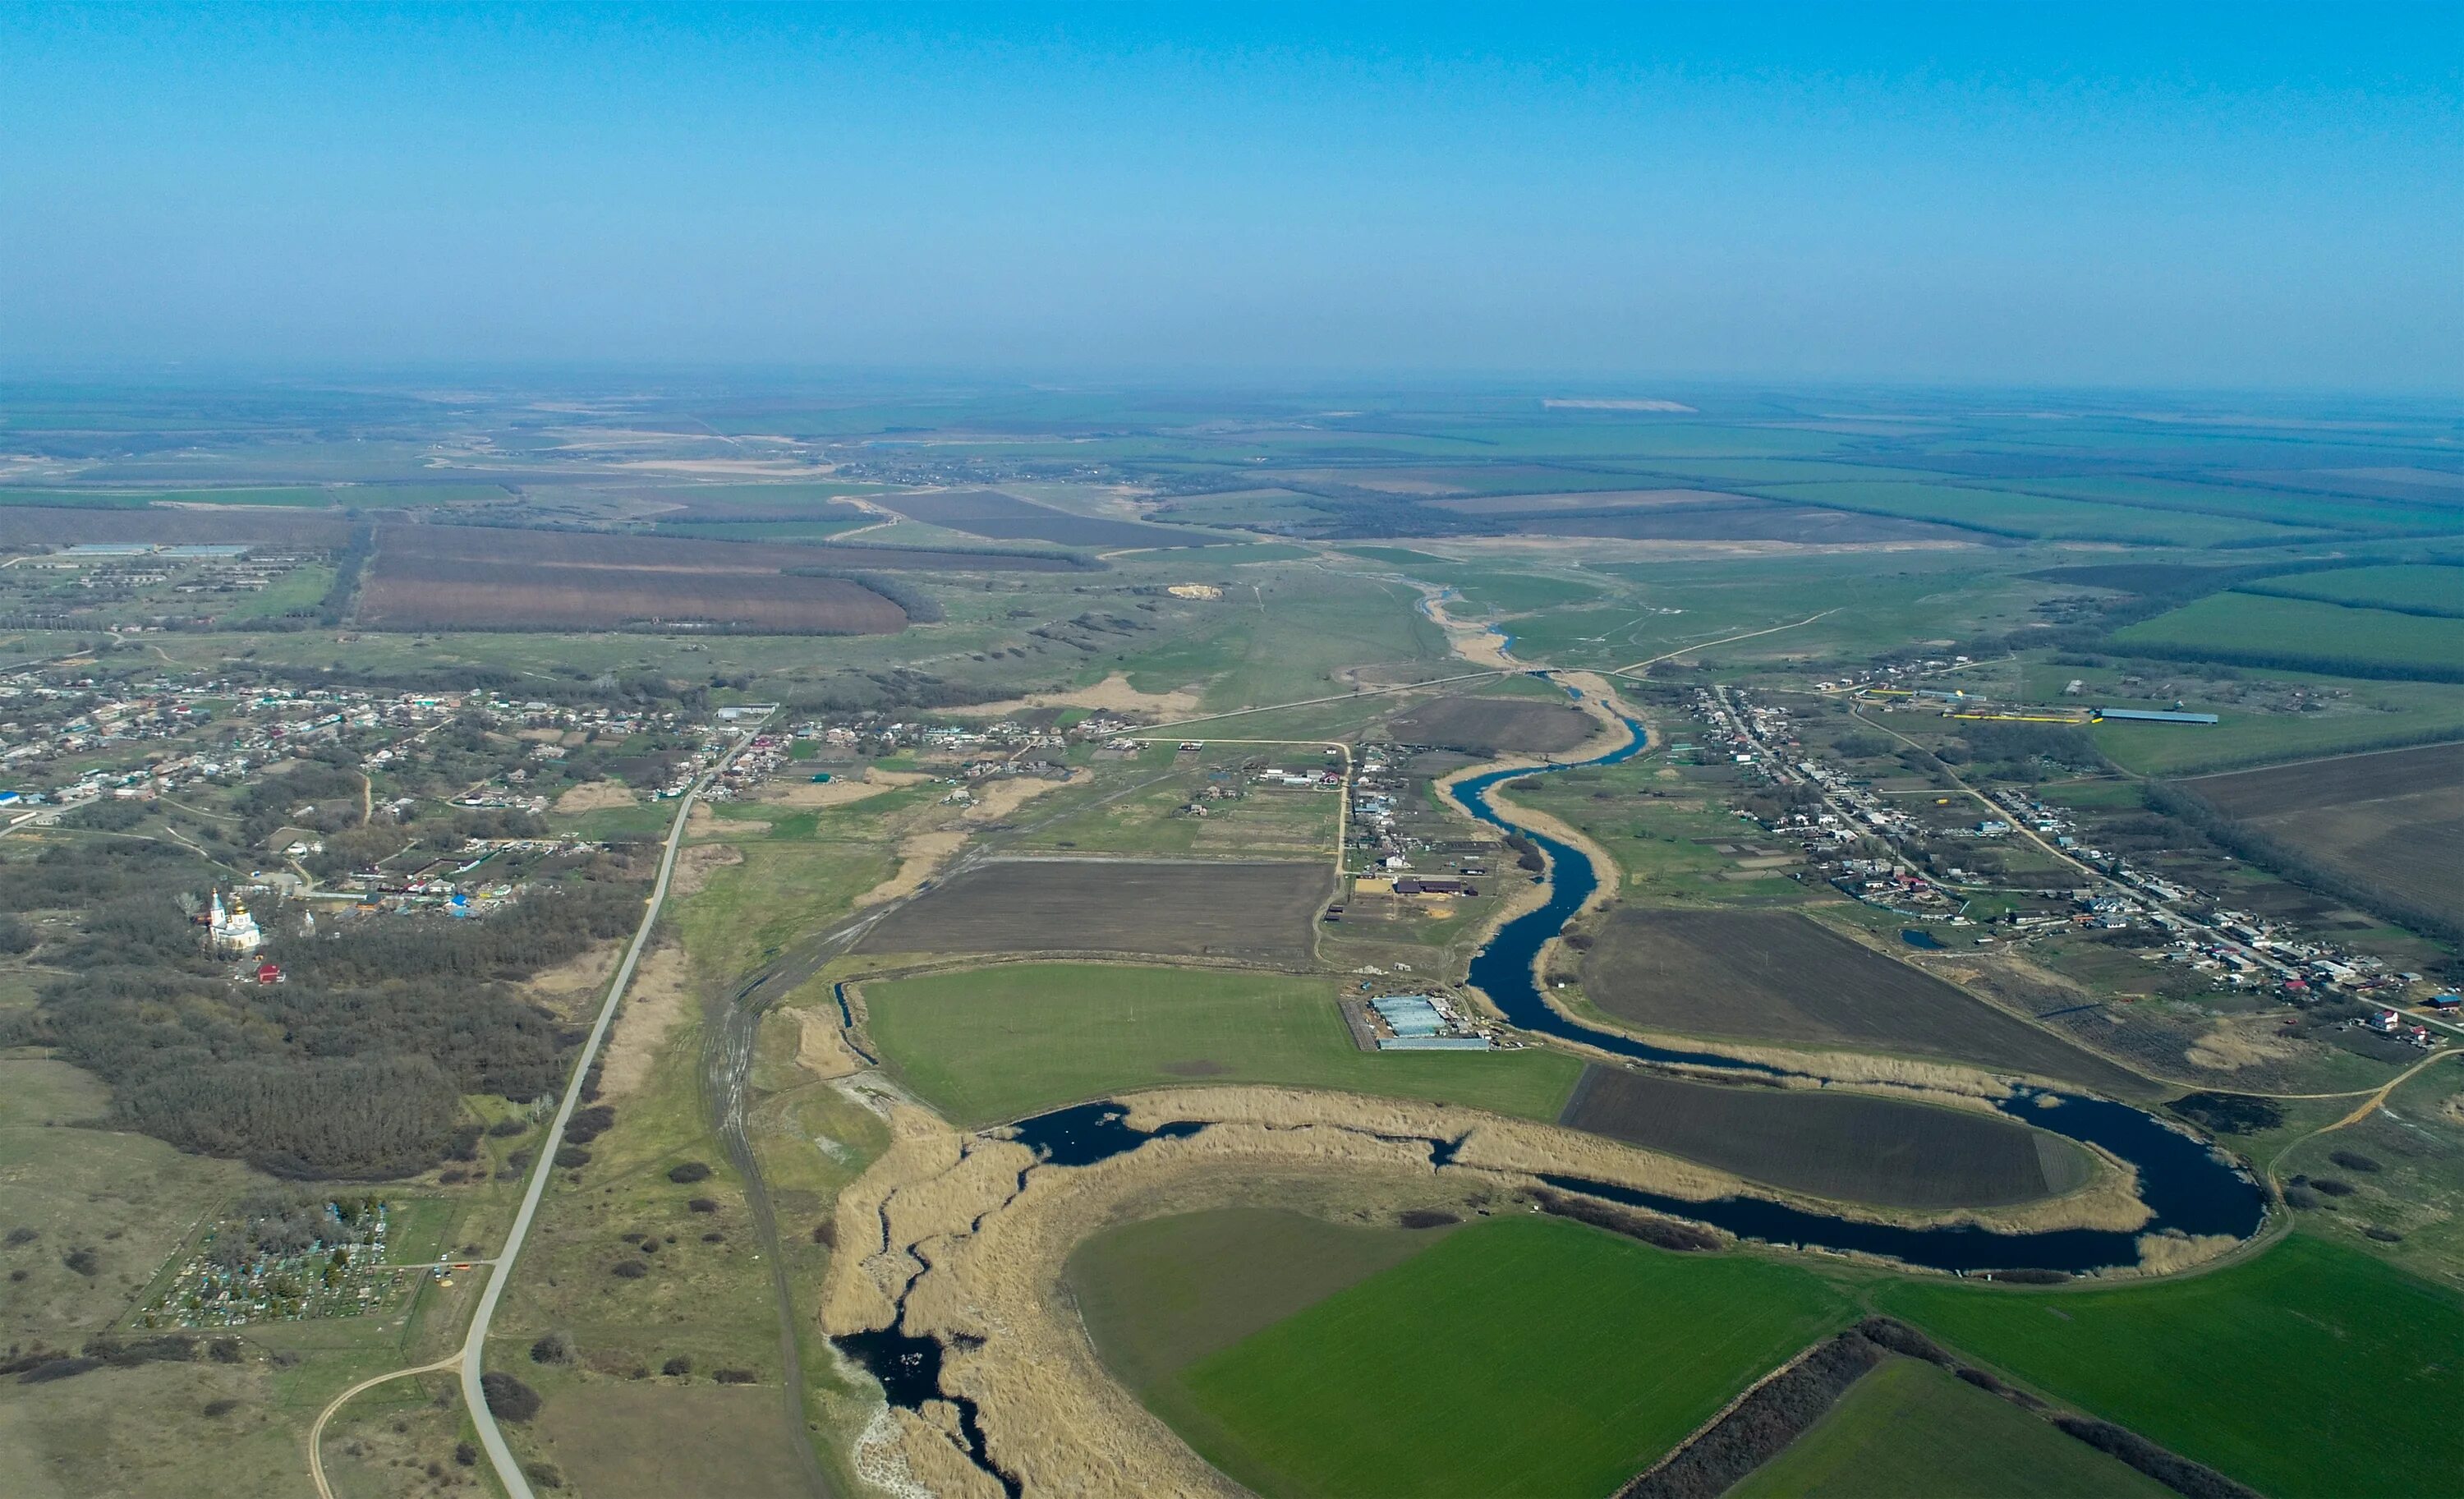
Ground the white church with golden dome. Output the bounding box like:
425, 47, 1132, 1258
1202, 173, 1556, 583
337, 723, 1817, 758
208, 891, 263, 956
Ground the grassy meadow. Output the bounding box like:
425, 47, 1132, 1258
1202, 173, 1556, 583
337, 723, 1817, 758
1874, 1233, 2464, 1498
2115, 591, 2464, 678
1174, 1215, 1852, 1499
1729, 1356, 2173, 1499
857, 962, 1582, 1127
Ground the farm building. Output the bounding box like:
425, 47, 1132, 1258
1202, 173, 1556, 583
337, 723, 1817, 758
1372, 995, 1449, 1037
2094, 707, 2220, 724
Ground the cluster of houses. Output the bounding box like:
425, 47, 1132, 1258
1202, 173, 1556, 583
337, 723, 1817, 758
1699, 688, 2453, 1023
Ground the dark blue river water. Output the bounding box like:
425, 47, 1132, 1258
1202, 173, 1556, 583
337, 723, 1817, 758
1440, 701, 2264, 1272
992, 689, 2263, 1278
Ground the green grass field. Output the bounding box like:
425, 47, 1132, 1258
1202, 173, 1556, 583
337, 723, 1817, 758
2114, 591, 2464, 678
1873, 1234, 2464, 1498
1729, 1356, 2172, 1499
1743, 481, 2319, 546
858, 963, 1582, 1127
1069, 1208, 1448, 1399
2241, 563, 2464, 617
1174, 1215, 1852, 1499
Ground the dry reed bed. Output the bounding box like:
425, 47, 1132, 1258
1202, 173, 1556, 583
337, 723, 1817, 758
819, 1082, 2177, 1491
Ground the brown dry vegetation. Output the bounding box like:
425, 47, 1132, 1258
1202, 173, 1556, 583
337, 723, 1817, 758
820, 1079, 2158, 1493
551, 779, 638, 814
600, 943, 696, 1099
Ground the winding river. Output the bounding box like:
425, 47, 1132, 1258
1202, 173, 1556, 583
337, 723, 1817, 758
1443, 697, 2266, 1272
989, 694, 2264, 1275
834, 687, 2273, 1487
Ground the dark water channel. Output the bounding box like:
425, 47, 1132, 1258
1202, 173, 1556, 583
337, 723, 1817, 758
1441, 699, 2264, 1272
993, 698, 2264, 1276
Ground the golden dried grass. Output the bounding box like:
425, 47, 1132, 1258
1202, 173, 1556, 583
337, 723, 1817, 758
551, 779, 637, 814
599, 943, 695, 1100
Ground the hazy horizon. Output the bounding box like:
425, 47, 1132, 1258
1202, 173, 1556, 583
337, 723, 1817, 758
3, 3, 2459, 393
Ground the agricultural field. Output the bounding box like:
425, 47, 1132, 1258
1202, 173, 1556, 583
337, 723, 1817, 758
356, 553, 908, 633
1381, 693, 1601, 755
1728, 1356, 2173, 1499
1067, 1207, 1452, 1398
1165, 1214, 1851, 1498
875, 488, 1226, 549
857, 962, 1581, 1126
1499, 498, 1971, 545
1577, 908, 2153, 1096
2240, 562, 2464, 616
1875, 1233, 2464, 1499
0, 503, 353, 548
1558, 1065, 2092, 1210
850, 858, 1333, 965
2185, 740, 2464, 926
2115, 590, 2464, 679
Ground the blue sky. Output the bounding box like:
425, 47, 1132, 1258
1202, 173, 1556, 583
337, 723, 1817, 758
1, 3, 2457, 389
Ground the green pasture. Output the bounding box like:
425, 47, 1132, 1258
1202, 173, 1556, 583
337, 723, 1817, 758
1070, 1208, 1448, 1400
857, 963, 1581, 1128
2023, 476, 2464, 536
1730, 1357, 2172, 1499
1115, 567, 1448, 710
2241, 562, 2464, 617
2114, 591, 2464, 678
1175, 1214, 1853, 1499
215, 563, 335, 620
1874, 1234, 2464, 1499
1745, 481, 2321, 546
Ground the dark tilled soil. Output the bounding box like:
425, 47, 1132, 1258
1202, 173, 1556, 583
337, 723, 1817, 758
0, 505, 352, 547
1383, 696, 1599, 756
2190, 742, 2464, 923
1560, 1065, 2086, 1209
356, 555, 906, 633
1580, 908, 2149, 1096
375, 521, 1085, 572
852, 858, 1331, 965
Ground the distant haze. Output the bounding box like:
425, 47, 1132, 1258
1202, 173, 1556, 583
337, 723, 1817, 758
1, 4, 2457, 391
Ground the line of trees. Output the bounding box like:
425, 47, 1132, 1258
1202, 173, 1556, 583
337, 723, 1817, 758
2145, 780, 2462, 953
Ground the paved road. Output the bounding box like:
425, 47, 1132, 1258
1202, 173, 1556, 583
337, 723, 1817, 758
459, 722, 766, 1499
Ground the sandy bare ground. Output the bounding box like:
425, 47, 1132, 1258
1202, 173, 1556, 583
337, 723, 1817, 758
525, 940, 622, 1018
600, 943, 696, 1099
943, 672, 1202, 721
670, 840, 744, 898
550, 780, 637, 814
1417, 586, 1519, 669
752, 768, 929, 809
851, 774, 1074, 909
